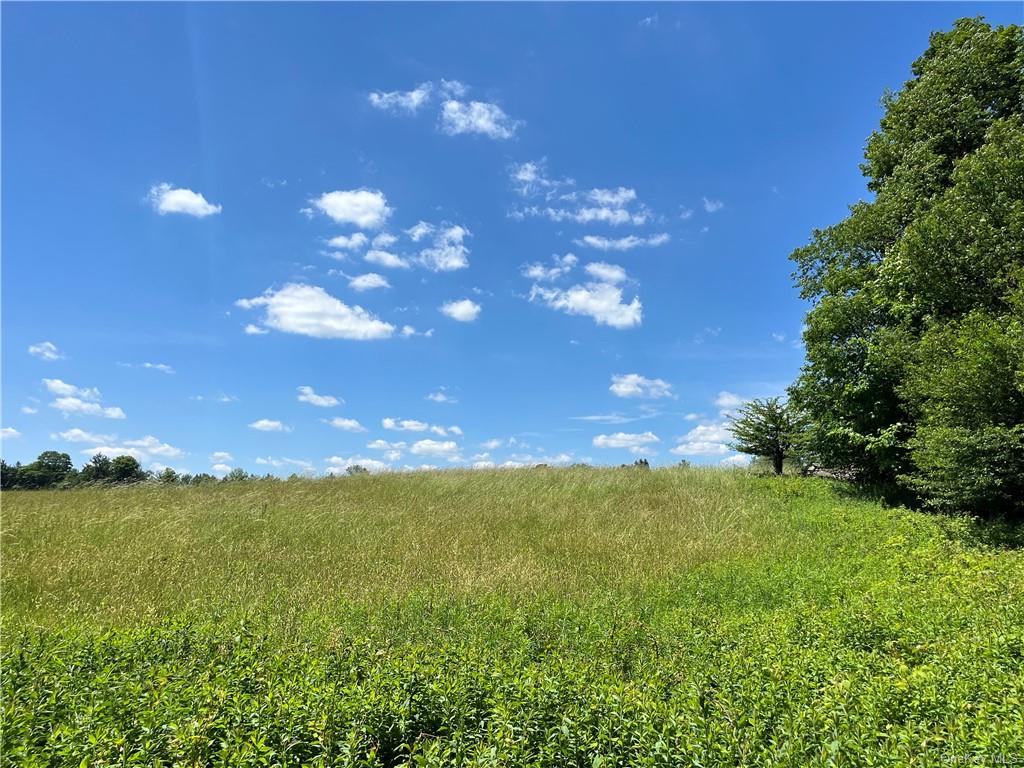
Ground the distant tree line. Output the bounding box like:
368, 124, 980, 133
729, 19, 1023, 520
0, 454, 391, 490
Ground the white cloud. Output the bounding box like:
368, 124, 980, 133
50, 393, 126, 419
327, 233, 369, 251
574, 233, 670, 251
439, 99, 521, 139
211, 463, 233, 475
367, 439, 406, 450
80, 435, 184, 462
348, 273, 390, 292
772, 332, 786, 343
1, 427, 21, 439
148, 183, 221, 217
322, 417, 366, 432
592, 431, 660, 449
210, 451, 233, 463
313, 189, 391, 229
368, 82, 433, 113
529, 281, 641, 329
406, 221, 435, 242
418, 225, 470, 272
703, 197, 724, 213
509, 159, 574, 199
297, 385, 341, 408
54, 428, 115, 443
522, 253, 577, 282
255, 456, 315, 474
28, 341, 62, 361
714, 391, 744, 418
409, 438, 460, 459
679, 207, 694, 220
244, 324, 269, 335
721, 453, 751, 467
426, 390, 457, 404
638, 13, 658, 27
610, 373, 674, 399
364, 250, 410, 269
237, 284, 395, 340
372, 233, 398, 249
325, 455, 390, 474
51, 396, 118, 417
43, 378, 99, 399
139, 362, 172, 374
584, 262, 628, 284
440, 299, 481, 322
480, 438, 503, 451
249, 419, 291, 432
382, 418, 429, 432
21, 406, 38, 415
671, 422, 732, 456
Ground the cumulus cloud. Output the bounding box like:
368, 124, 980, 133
249, 419, 291, 432
28, 341, 62, 361
382, 418, 429, 432
313, 189, 391, 229
610, 373, 674, 399
439, 99, 521, 139
703, 197, 725, 213
297, 385, 341, 407
409, 438, 461, 459
325, 455, 390, 474
592, 431, 660, 450
584, 262, 628, 284
372, 233, 398, 249
348, 273, 390, 291
1, 427, 21, 439
327, 233, 369, 251
521, 253, 577, 282
529, 281, 641, 329
79, 435, 184, 463
364, 250, 409, 269
148, 183, 222, 217
54, 428, 115, 443
255, 456, 316, 474
368, 82, 433, 113
44, 379, 125, 419
721, 453, 752, 467
714, 391, 745, 417
322, 417, 366, 432
416, 224, 471, 272
406, 221, 434, 242
670, 422, 732, 456
574, 233, 670, 251
244, 324, 269, 335
237, 284, 395, 340
212, 463, 233, 476
440, 299, 481, 322
210, 451, 234, 463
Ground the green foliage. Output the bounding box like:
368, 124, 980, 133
109, 454, 146, 484
728, 398, 801, 474
2, 469, 1023, 763
346, 464, 371, 476
789, 18, 1024, 514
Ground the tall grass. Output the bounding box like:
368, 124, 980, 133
3, 467, 1022, 765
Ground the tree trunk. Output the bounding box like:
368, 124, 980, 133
772, 452, 784, 475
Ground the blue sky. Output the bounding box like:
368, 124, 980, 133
3, 2, 1018, 475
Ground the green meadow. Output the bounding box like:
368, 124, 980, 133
2, 467, 1022, 765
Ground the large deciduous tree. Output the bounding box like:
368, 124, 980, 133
789, 17, 1024, 517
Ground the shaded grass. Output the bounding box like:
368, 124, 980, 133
2, 467, 1023, 765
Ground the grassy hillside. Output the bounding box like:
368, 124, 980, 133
2, 468, 1022, 765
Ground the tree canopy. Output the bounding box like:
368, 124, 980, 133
789, 17, 1024, 517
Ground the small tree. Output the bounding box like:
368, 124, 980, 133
110, 455, 145, 484
346, 465, 369, 476
728, 398, 800, 475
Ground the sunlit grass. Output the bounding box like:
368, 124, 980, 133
3, 467, 1022, 765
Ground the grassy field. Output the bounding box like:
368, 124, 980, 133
2, 467, 1023, 765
